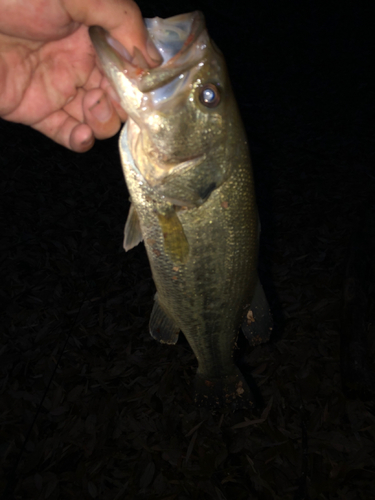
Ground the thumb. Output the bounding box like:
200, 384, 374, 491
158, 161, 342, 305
62, 0, 162, 66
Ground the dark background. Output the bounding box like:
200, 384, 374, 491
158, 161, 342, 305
1, 1, 375, 499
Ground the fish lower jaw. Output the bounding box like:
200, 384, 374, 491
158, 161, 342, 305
136, 152, 204, 187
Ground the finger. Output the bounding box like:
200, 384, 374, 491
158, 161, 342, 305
63, 87, 85, 123
64, 85, 124, 131
82, 64, 127, 121
82, 88, 122, 140
99, 78, 128, 122
70, 122, 95, 152
33, 109, 95, 152
65, 79, 127, 136
63, 0, 162, 66
33, 88, 125, 151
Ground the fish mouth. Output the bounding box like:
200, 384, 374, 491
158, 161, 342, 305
89, 11, 208, 109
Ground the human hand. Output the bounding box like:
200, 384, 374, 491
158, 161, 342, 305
0, 0, 161, 152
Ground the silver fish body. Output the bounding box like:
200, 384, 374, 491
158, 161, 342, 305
89, 12, 272, 408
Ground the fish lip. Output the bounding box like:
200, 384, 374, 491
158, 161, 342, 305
92, 27, 132, 63
138, 11, 206, 92
89, 25, 145, 79
89, 11, 207, 93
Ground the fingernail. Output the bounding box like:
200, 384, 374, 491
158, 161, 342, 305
81, 136, 94, 146
146, 35, 163, 64
89, 96, 112, 122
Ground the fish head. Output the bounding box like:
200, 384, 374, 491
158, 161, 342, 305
89, 12, 233, 177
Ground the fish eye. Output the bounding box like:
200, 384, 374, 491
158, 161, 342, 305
199, 83, 220, 108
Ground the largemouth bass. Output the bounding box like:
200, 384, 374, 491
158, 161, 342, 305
89, 11, 272, 409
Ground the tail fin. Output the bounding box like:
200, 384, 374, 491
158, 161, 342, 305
194, 366, 255, 410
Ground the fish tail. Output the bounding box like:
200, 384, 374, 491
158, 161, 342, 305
194, 367, 255, 410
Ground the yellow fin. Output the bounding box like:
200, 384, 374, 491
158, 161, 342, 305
123, 203, 143, 251
157, 209, 189, 264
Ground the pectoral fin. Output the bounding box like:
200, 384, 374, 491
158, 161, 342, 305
150, 295, 180, 344
242, 279, 273, 346
157, 209, 189, 264
123, 203, 143, 251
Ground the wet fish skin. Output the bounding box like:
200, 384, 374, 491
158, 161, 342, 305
89, 12, 272, 409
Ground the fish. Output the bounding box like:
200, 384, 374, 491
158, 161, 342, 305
89, 11, 273, 409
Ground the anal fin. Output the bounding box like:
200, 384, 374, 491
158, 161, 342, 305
149, 295, 180, 345
124, 203, 143, 251
242, 279, 273, 346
